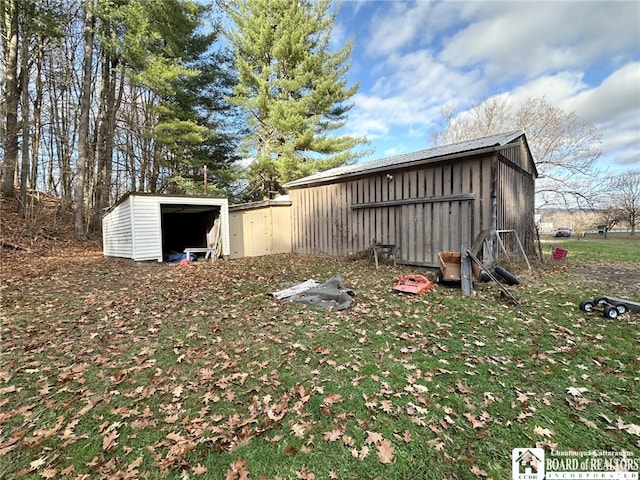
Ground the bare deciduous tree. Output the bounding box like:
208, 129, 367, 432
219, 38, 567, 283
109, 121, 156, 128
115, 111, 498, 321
431, 96, 602, 209
609, 170, 640, 235
1, 0, 20, 196
74, 1, 94, 241
597, 206, 624, 238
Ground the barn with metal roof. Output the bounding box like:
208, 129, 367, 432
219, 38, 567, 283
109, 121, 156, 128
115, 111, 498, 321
283, 130, 538, 267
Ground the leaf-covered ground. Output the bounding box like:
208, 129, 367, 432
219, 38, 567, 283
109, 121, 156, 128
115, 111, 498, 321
1, 238, 639, 479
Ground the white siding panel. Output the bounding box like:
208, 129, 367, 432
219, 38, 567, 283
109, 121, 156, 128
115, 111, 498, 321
102, 197, 133, 259
131, 196, 163, 261
220, 202, 230, 257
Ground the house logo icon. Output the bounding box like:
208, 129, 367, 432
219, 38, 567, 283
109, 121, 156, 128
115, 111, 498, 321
512, 448, 545, 480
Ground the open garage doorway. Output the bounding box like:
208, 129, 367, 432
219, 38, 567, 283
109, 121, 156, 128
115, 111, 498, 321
160, 203, 221, 260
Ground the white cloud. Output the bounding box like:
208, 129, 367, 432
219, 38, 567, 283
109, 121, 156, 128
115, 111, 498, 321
440, 2, 640, 80
506, 72, 587, 107
366, 1, 434, 56
347, 49, 485, 139
560, 62, 640, 124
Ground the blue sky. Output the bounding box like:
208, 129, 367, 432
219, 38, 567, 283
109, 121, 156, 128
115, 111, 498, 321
329, 0, 640, 174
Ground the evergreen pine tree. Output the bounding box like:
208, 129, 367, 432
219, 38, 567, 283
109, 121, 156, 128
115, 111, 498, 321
227, 0, 367, 200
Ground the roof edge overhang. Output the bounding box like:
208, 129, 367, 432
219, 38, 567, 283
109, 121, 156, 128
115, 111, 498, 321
103, 192, 228, 218
284, 130, 540, 190
229, 199, 293, 212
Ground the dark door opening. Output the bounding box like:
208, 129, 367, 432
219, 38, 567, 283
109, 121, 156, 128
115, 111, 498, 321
160, 204, 220, 260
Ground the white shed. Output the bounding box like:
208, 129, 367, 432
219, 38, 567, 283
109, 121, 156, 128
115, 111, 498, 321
102, 193, 230, 262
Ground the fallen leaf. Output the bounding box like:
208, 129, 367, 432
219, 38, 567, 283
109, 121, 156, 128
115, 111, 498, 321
192, 464, 207, 475
379, 399, 393, 413
295, 465, 315, 479
351, 445, 369, 460
470, 465, 488, 477
172, 385, 184, 397
102, 430, 119, 451
533, 425, 554, 437
456, 379, 474, 394
376, 439, 395, 464
566, 386, 588, 397
464, 412, 486, 429
225, 458, 249, 480
323, 393, 344, 406
365, 431, 383, 445
323, 429, 343, 442
30, 456, 46, 471
40, 468, 57, 479
578, 416, 598, 429
291, 422, 308, 438
284, 445, 298, 456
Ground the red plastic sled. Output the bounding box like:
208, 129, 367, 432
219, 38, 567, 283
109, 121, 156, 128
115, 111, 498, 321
392, 275, 435, 295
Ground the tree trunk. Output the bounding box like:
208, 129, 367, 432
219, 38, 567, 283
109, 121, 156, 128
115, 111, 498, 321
150, 142, 161, 193
93, 49, 122, 230
74, 4, 94, 241
1, 0, 20, 196
30, 39, 43, 192
19, 26, 30, 217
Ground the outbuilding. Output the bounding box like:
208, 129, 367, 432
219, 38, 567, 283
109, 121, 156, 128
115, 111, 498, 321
283, 130, 537, 267
228, 197, 292, 259
102, 193, 230, 262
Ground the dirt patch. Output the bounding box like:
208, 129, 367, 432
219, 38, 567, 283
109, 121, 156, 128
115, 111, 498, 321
1, 193, 101, 263
570, 263, 640, 298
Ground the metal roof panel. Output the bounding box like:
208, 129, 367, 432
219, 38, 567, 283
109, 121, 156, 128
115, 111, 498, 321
284, 130, 526, 188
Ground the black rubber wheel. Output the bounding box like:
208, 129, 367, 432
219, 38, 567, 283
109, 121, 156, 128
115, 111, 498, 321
479, 272, 491, 283
594, 296, 608, 306
613, 303, 628, 315
494, 266, 520, 285
436, 270, 443, 284
603, 305, 618, 319
580, 300, 595, 312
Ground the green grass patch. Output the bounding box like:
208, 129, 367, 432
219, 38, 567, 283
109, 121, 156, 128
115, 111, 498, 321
1, 245, 639, 479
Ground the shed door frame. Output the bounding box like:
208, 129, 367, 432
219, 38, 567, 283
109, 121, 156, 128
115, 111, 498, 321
159, 203, 221, 259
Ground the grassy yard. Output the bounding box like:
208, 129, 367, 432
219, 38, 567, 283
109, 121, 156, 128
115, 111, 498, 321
1, 237, 639, 479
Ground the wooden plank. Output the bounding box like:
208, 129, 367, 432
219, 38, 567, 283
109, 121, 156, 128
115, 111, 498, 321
323, 185, 329, 254
356, 179, 364, 253
375, 175, 382, 244
460, 246, 473, 296
345, 181, 353, 253
381, 173, 390, 245
470, 230, 490, 256
416, 169, 425, 262
351, 193, 475, 209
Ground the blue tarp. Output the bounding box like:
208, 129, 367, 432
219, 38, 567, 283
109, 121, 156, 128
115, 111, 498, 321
167, 252, 197, 263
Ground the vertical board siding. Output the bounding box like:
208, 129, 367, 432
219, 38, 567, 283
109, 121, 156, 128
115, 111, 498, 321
229, 211, 245, 259
495, 154, 536, 254
289, 142, 535, 265
271, 206, 292, 255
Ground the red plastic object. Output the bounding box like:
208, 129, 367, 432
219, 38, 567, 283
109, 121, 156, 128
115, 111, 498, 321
551, 247, 568, 260
392, 274, 435, 295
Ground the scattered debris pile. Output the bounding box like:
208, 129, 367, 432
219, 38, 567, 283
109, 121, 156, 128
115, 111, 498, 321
270, 275, 355, 311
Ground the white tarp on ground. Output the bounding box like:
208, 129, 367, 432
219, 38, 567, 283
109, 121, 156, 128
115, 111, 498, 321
270, 279, 321, 300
